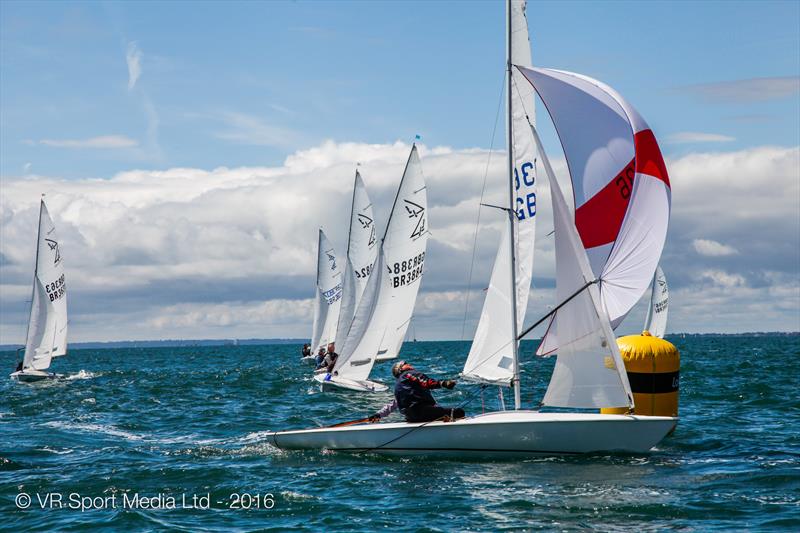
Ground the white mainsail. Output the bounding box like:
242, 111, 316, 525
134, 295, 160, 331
515, 67, 672, 355
22, 200, 68, 371
462, 0, 537, 386
335, 171, 378, 350
310, 229, 342, 351
644, 265, 668, 338
333, 145, 428, 381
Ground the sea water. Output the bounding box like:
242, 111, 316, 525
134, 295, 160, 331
1, 335, 798, 531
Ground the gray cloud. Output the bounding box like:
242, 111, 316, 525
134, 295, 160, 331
682, 76, 800, 103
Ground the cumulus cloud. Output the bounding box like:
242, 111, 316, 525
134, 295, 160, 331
668, 132, 735, 144
692, 238, 738, 257
38, 135, 139, 149
126, 41, 142, 91
0, 141, 797, 343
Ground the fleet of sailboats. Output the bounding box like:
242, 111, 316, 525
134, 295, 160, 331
313, 145, 429, 392
10, 198, 68, 382
269, 0, 676, 455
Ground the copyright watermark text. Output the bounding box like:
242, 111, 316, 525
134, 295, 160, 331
14, 492, 275, 511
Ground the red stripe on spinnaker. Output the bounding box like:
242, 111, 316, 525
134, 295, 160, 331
574, 158, 634, 249
634, 129, 670, 188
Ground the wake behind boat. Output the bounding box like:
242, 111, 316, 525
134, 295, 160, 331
10, 197, 68, 383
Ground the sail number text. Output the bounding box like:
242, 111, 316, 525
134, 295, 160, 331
388, 252, 425, 288
514, 161, 536, 221
46, 274, 66, 302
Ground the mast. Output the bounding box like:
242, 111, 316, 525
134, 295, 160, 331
22, 198, 44, 367
346, 171, 358, 259
507, 0, 521, 409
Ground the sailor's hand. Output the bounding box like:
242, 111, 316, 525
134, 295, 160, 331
441, 379, 456, 389
368, 414, 381, 423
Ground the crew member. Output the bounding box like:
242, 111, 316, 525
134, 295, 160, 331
314, 347, 326, 367
15, 360, 23, 372
301, 344, 311, 358
369, 361, 464, 423
316, 343, 338, 372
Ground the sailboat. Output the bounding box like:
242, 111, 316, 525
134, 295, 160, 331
267, 0, 675, 455
313, 145, 429, 392
309, 229, 343, 354
644, 265, 669, 338
10, 198, 68, 382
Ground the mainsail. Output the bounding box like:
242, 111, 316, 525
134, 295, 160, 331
23, 200, 68, 371
310, 229, 342, 351
462, 0, 537, 385
515, 67, 671, 355
333, 145, 429, 380
335, 171, 378, 350
644, 265, 669, 338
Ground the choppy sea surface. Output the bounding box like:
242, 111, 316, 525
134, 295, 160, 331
1, 335, 799, 531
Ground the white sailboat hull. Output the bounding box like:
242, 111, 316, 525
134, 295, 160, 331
267, 411, 677, 457
312, 372, 388, 392
10, 369, 57, 382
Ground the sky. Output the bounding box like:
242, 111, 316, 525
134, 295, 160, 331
0, 0, 798, 343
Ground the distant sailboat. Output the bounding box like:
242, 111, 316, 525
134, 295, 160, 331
11, 198, 68, 382
310, 229, 343, 352
314, 145, 429, 392
269, 0, 676, 455
644, 265, 669, 338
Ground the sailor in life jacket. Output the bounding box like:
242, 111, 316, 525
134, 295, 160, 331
369, 361, 465, 423
316, 343, 339, 373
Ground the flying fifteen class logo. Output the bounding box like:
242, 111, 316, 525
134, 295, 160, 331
358, 213, 377, 247
45, 238, 61, 265
404, 200, 426, 240
326, 251, 337, 271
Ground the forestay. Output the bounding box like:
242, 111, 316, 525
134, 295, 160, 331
335, 171, 378, 350
310, 229, 342, 351
23, 200, 68, 371
515, 67, 671, 355
334, 146, 429, 380
644, 265, 669, 338
462, 0, 537, 385
532, 128, 633, 409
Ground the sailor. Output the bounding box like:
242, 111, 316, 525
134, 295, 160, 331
301, 344, 311, 358
369, 361, 464, 423
314, 347, 326, 367
317, 343, 338, 373
15, 360, 23, 372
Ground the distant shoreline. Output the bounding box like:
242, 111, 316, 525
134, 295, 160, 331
0, 331, 797, 352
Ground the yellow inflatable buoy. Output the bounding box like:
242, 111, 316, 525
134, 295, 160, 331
601, 331, 680, 417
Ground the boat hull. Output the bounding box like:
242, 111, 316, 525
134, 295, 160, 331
10, 369, 57, 382
312, 373, 388, 392
267, 411, 677, 457
300, 356, 317, 364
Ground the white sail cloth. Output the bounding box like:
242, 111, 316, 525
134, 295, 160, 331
644, 265, 669, 338
463, 0, 537, 384
335, 171, 378, 350
310, 229, 342, 351
334, 145, 429, 381
23, 200, 68, 371
515, 67, 671, 354
532, 127, 633, 409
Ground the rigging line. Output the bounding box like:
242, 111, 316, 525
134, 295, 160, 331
460, 70, 508, 341
516, 278, 599, 341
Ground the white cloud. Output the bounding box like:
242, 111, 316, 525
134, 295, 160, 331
692, 238, 739, 257
0, 141, 798, 343
214, 111, 305, 149
38, 135, 139, 149
684, 76, 800, 103
126, 41, 142, 91
668, 132, 735, 144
